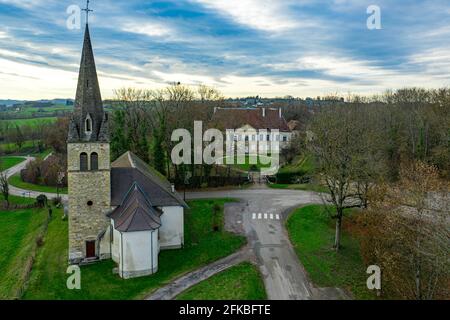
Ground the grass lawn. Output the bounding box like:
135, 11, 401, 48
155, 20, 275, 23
281, 154, 315, 174
286, 205, 375, 300
8, 173, 68, 195
268, 183, 329, 193
1, 194, 36, 205
0, 140, 48, 157
0, 156, 25, 171
224, 154, 272, 171
0, 206, 49, 299
31, 149, 52, 160
176, 262, 266, 300
23, 199, 246, 300
3, 117, 57, 128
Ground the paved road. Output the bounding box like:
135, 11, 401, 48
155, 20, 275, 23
186, 187, 326, 300
145, 247, 252, 300
3, 155, 68, 201
3, 159, 347, 299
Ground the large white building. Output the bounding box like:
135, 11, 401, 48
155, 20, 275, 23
211, 107, 293, 154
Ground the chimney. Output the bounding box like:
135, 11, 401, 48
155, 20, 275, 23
279, 108, 282, 118
171, 184, 175, 193
262, 108, 266, 117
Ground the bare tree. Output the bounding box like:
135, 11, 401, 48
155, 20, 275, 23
0, 169, 9, 207
359, 161, 449, 299
308, 104, 370, 250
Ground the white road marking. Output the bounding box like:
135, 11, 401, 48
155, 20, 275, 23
252, 213, 281, 221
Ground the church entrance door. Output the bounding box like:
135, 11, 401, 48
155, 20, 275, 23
86, 240, 96, 258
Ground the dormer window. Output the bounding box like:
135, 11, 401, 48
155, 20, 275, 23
85, 114, 92, 133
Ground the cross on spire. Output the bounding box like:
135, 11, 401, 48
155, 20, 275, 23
82, 0, 93, 25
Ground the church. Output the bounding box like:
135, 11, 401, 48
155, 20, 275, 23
67, 21, 187, 279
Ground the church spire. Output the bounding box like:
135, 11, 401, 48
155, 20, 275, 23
68, 8, 108, 143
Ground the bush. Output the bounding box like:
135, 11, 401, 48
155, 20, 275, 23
21, 154, 67, 187
275, 168, 307, 184
36, 194, 48, 208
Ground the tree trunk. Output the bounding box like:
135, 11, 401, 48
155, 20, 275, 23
334, 215, 342, 251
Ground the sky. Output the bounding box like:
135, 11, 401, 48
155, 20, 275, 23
0, 0, 449, 100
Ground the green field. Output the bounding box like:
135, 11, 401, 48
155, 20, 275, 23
176, 262, 266, 300
8, 173, 68, 195
3, 117, 57, 128
223, 154, 272, 171
0, 156, 25, 171
23, 198, 246, 300
286, 205, 374, 300
1, 194, 36, 205
0, 207, 49, 299
2, 104, 71, 118
281, 154, 315, 173
0, 140, 50, 158
0, 140, 36, 153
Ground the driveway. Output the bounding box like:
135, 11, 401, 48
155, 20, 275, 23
2, 155, 68, 201
186, 187, 330, 300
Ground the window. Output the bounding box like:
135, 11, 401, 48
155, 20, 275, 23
283, 136, 288, 142
85, 117, 92, 132
90, 152, 98, 171
80, 153, 88, 171
267, 135, 270, 141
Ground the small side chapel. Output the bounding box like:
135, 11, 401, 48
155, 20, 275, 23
67, 17, 187, 279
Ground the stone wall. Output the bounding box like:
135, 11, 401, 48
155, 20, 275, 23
67, 142, 111, 263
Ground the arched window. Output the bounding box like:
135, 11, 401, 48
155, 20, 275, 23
90, 152, 98, 171
85, 118, 92, 132
80, 153, 88, 171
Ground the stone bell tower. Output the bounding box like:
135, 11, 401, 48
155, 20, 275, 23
67, 21, 111, 264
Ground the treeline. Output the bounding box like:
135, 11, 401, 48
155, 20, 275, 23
109, 84, 237, 187
0, 118, 68, 155
301, 88, 449, 299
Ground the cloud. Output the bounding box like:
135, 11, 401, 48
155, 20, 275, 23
0, 0, 43, 9
121, 21, 173, 38
189, 0, 304, 32
0, 0, 449, 99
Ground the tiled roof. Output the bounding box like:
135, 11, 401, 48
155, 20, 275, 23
108, 183, 162, 232
110, 152, 188, 208
210, 108, 291, 132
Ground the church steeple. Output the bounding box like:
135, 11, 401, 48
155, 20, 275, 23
68, 20, 108, 143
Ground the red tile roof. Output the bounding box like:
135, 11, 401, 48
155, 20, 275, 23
210, 108, 291, 132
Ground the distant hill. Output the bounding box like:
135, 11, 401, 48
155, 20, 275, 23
0, 100, 26, 106
0, 99, 74, 107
